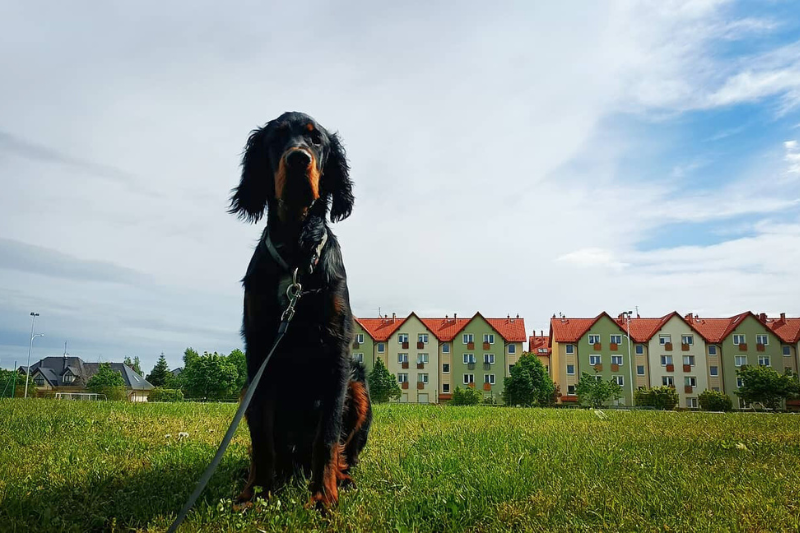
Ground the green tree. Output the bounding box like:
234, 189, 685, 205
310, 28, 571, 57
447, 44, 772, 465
576, 372, 622, 408
736, 366, 800, 410
228, 348, 248, 392
698, 389, 733, 412
502, 353, 555, 406
184, 347, 199, 367
634, 386, 679, 410
87, 362, 127, 401
182, 351, 239, 400
451, 386, 482, 405
0, 369, 34, 398
146, 353, 171, 387
367, 358, 401, 403
123, 356, 143, 375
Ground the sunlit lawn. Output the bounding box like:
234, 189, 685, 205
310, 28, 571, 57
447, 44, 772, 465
1, 400, 799, 532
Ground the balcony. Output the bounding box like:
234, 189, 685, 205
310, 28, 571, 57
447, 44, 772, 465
467, 362, 476, 370
417, 363, 425, 369
610, 343, 618, 350
681, 344, 690, 351
417, 382, 425, 390
666, 364, 674, 372
417, 341, 425, 349
483, 362, 492, 370
401, 382, 409, 389
738, 343, 747, 351
483, 342, 491, 349
593, 364, 603, 371
593, 342, 601, 350
683, 364, 692, 372
402, 341, 409, 349
401, 362, 409, 369
483, 382, 492, 391
665, 343, 673, 351
352, 341, 360, 349
684, 385, 694, 394
467, 382, 475, 388
467, 342, 475, 350
756, 343, 765, 352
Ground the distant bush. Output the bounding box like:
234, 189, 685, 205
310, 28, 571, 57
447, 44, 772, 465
634, 386, 679, 410
149, 388, 184, 402
698, 390, 732, 412
451, 386, 482, 406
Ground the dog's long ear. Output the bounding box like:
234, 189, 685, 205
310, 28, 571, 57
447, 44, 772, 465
323, 132, 354, 223
228, 127, 271, 223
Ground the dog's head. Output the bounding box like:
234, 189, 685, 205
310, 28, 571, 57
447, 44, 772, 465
229, 112, 353, 224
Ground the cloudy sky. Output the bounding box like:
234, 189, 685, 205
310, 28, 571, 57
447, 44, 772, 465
2, 0, 800, 373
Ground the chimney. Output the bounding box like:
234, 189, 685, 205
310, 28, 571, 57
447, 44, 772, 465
685, 313, 693, 321
780, 312, 786, 322
392, 312, 396, 322
759, 312, 767, 322
541, 330, 544, 337
516, 314, 519, 319
454, 313, 457, 320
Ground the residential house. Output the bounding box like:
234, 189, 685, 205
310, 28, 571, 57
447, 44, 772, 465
528, 331, 551, 374
22, 356, 153, 401
351, 318, 376, 373
418, 315, 472, 401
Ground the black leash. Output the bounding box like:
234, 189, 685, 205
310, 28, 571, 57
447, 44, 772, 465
167, 269, 305, 533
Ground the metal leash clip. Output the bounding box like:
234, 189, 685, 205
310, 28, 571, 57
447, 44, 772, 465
281, 268, 303, 322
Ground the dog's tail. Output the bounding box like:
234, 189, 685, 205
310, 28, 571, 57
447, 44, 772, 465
349, 358, 368, 384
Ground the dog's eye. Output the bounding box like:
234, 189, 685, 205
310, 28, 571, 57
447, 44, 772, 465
308, 131, 322, 146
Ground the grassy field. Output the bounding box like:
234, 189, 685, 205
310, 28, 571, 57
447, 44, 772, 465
1, 401, 800, 532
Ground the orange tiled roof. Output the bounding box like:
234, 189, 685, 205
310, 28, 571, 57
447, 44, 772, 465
418, 313, 527, 342
684, 312, 752, 344
763, 315, 800, 344
485, 316, 527, 342
550, 312, 624, 343
355, 316, 406, 342
418, 317, 472, 342
528, 335, 551, 355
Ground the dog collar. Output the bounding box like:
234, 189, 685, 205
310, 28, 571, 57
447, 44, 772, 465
264, 229, 328, 275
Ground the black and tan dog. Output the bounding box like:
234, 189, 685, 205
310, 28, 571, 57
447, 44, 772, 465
229, 111, 371, 508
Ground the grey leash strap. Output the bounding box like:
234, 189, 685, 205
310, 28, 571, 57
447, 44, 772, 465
167, 270, 303, 533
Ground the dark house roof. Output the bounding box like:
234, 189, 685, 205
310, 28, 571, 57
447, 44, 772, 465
23, 356, 153, 390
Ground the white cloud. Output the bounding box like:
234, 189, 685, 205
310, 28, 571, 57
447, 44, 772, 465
786, 140, 800, 174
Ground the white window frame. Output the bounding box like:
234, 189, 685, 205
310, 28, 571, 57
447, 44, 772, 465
377, 342, 385, 353
635, 345, 644, 355
612, 375, 624, 386
484, 374, 495, 384
483, 334, 495, 344
463, 374, 474, 384
417, 353, 429, 364
566, 344, 575, 354
442, 343, 450, 354
610, 334, 622, 345
588, 334, 600, 344
662, 376, 674, 386
508, 344, 516, 354
418, 373, 429, 383
660, 355, 673, 366
356, 333, 364, 344
758, 355, 770, 367
398, 333, 409, 344
683, 355, 695, 366
398, 373, 408, 383
589, 355, 601, 365
353, 353, 364, 363
684, 376, 697, 388
755, 334, 768, 345
737, 377, 744, 388
398, 353, 408, 363
783, 345, 791, 356
686, 397, 698, 408
611, 355, 623, 366
567, 385, 576, 395
463, 353, 476, 364
681, 335, 693, 345
710, 366, 719, 376
636, 365, 645, 376
418, 333, 429, 344
567, 364, 575, 375
442, 363, 450, 373
442, 383, 450, 393
659, 334, 671, 345
463, 334, 474, 344
733, 334, 746, 345
708, 345, 717, 355
483, 353, 495, 364
735, 355, 747, 367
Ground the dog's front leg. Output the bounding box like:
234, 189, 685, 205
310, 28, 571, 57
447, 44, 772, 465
239, 392, 276, 502
308, 365, 349, 508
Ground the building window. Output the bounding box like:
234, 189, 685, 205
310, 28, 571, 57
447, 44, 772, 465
442, 343, 450, 354
684, 376, 697, 388
483, 354, 495, 364
62, 373, 75, 384
398, 333, 409, 344
712, 386, 720, 392
611, 355, 623, 366
589, 355, 601, 365
659, 334, 671, 345
612, 375, 624, 386
636, 365, 645, 376
483, 334, 495, 344
635, 345, 644, 355
377, 343, 385, 353
398, 373, 408, 383
418, 373, 429, 384
710, 366, 719, 376
417, 353, 429, 364
662, 376, 674, 387
508, 344, 516, 354
463, 374, 475, 384
398, 353, 408, 363
681, 335, 693, 345
588, 334, 600, 344
463, 353, 476, 364
708, 345, 717, 355
737, 377, 744, 388
567, 385, 576, 395
783, 345, 791, 356
566, 345, 575, 354
756, 334, 768, 345
733, 334, 746, 345
660, 355, 673, 366
758, 355, 770, 367
355, 333, 364, 344
508, 365, 515, 374
443, 363, 450, 373
610, 334, 622, 345
735, 355, 747, 367
353, 353, 364, 363
484, 374, 495, 384
686, 397, 698, 408
567, 364, 575, 375
418, 334, 428, 344
34, 376, 45, 386
463, 334, 474, 344
443, 383, 450, 393
683, 355, 695, 366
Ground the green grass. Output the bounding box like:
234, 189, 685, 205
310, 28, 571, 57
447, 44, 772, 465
1, 401, 800, 532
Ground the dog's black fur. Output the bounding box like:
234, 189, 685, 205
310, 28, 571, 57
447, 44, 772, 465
229, 111, 372, 507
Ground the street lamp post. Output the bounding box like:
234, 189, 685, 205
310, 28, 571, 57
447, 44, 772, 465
622, 311, 634, 407
24, 312, 44, 399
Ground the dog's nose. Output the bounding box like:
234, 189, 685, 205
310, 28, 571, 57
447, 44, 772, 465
285, 150, 312, 170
